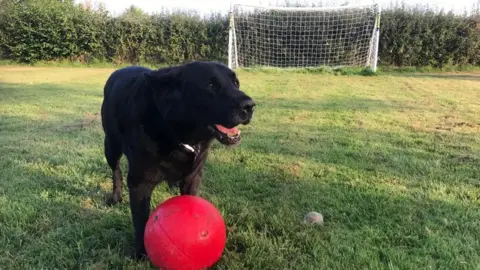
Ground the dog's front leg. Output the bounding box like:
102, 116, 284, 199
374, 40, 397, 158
180, 171, 202, 196
127, 173, 155, 259
180, 157, 206, 196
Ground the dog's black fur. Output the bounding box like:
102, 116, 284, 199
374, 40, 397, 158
100, 61, 255, 258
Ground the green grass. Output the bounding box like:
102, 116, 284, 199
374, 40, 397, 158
1, 66, 480, 269
1, 58, 479, 75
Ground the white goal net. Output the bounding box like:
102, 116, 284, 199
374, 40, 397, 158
228, 3, 381, 71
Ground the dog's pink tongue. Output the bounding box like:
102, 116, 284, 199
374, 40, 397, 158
216, 125, 239, 136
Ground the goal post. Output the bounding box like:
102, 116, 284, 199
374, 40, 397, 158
228, 2, 382, 72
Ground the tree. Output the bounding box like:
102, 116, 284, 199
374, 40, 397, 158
120, 5, 149, 21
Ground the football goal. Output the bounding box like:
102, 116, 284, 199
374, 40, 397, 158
227, 2, 382, 71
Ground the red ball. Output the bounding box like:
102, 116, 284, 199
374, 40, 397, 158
144, 195, 227, 270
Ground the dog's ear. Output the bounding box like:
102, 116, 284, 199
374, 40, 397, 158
144, 66, 186, 120
144, 66, 183, 88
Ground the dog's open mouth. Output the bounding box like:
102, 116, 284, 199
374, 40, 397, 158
211, 124, 241, 145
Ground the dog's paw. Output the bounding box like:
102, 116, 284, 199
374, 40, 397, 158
132, 248, 148, 261
105, 194, 123, 206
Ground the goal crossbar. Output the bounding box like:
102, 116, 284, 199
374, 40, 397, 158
228, 2, 382, 72
229, 3, 377, 12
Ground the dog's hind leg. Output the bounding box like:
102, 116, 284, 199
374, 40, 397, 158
105, 136, 124, 206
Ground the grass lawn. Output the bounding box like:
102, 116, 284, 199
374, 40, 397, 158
1, 66, 479, 269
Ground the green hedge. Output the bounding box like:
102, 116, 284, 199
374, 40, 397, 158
0, 0, 230, 64
379, 5, 480, 66
0, 0, 479, 67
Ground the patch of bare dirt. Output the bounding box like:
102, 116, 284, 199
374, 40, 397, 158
433, 115, 478, 132
57, 112, 101, 131
279, 161, 305, 179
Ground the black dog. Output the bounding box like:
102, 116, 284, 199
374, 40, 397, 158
100, 61, 255, 258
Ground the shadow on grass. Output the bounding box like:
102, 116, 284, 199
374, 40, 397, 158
254, 96, 405, 113
0, 81, 102, 96
0, 187, 136, 269
0, 113, 152, 269
202, 157, 480, 269
239, 123, 479, 189
1, 83, 479, 269
0, 81, 403, 117
0, 82, 103, 132
1, 114, 478, 269
389, 73, 480, 82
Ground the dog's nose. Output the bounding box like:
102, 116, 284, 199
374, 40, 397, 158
239, 98, 255, 113
238, 97, 255, 124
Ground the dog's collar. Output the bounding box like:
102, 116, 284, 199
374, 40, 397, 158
153, 110, 200, 159
180, 143, 195, 153
179, 143, 200, 162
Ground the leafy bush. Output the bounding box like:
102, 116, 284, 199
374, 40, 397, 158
0, 0, 478, 67
379, 5, 480, 67
0, 0, 229, 64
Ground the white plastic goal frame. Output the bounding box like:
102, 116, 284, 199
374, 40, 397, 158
227, 2, 382, 72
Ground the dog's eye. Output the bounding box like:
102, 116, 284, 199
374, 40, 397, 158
233, 80, 239, 88
207, 83, 217, 94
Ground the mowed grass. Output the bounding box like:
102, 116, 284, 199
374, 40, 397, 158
1, 66, 480, 269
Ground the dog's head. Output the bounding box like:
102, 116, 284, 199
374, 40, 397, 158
144, 61, 255, 146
